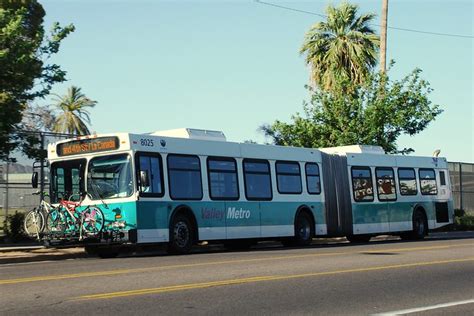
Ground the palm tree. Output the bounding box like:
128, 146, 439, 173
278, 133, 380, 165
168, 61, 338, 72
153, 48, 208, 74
52, 86, 97, 135
300, 2, 380, 91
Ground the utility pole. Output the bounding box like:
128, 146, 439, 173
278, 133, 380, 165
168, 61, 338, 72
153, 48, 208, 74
380, 0, 389, 72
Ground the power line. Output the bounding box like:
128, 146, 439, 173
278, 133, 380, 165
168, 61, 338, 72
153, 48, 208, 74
255, 0, 325, 18
255, 0, 474, 39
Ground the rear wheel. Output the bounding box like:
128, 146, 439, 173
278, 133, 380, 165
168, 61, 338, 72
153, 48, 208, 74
284, 211, 314, 247
401, 209, 427, 240
168, 214, 195, 254
24, 209, 45, 238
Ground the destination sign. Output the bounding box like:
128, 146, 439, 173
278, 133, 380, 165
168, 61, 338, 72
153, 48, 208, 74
57, 137, 119, 156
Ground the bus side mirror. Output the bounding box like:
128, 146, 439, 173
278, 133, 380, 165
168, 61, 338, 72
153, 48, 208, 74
32, 172, 38, 188
140, 170, 149, 188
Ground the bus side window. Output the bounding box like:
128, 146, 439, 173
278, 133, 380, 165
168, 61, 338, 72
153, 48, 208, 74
207, 157, 239, 200
243, 159, 272, 201
305, 163, 321, 194
351, 167, 374, 202
439, 171, 446, 186
419, 168, 437, 195
275, 161, 302, 194
398, 168, 417, 195
168, 154, 202, 200
137, 153, 164, 196
375, 168, 396, 201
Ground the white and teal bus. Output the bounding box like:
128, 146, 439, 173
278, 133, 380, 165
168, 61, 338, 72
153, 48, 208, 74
43, 128, 453, 256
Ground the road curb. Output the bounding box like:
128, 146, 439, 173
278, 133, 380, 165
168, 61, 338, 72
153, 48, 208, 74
0, 246, 45, 253
0, 231, 472, 265
0, 251, 88, 265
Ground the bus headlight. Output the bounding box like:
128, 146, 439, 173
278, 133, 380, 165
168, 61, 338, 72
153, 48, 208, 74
112, 220, 126, 228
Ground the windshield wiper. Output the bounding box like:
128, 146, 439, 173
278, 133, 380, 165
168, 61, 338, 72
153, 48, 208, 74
87, 173, 109, 209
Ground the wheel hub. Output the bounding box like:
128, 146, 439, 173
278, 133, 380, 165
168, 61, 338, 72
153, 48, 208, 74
174, 221, 189, 248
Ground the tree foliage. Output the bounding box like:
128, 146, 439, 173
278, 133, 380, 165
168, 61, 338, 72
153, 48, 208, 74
300, 1, 379, 91
0, 0, 74, 160
52, 86, 96, 135
262, 64, 442, 154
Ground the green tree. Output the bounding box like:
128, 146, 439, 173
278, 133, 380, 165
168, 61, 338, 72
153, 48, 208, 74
52, 86, 96, 135
0, 0, 74, 160
262, 65, 442, 154
300, 1, 379, 91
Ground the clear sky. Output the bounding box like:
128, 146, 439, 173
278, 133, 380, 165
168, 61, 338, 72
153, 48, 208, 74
40, 0, 473, 162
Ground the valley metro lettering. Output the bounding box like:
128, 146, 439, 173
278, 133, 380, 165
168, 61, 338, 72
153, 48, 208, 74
227, 207, 251, 219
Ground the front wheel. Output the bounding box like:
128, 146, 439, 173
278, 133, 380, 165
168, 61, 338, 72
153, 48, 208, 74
81, 207, 105, 238
24, 209, 45, 238
168, 214, 194, 254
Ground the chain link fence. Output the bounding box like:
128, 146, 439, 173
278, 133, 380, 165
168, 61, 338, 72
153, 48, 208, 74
0, 131, 74, 233
448, 162, 474, 213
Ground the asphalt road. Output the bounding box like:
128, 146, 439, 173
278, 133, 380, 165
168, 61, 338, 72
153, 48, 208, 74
1, 236, 473, 315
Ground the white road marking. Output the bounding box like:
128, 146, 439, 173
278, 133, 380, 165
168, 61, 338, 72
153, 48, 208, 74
374, 299, 474, 315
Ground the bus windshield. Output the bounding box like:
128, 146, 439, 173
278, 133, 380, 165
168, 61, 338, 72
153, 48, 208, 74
87, 153, 133, 199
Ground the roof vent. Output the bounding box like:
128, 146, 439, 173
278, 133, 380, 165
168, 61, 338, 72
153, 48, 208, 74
320, 145, 385, 155
150, 128, 226, 141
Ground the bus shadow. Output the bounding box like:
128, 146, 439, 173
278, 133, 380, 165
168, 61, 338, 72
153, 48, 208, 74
114, 231, 474, 259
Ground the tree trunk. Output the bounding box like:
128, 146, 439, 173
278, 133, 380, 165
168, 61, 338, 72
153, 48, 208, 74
380, 0, 389, 73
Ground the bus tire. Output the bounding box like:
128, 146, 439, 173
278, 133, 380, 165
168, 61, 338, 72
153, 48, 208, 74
292, 211, 314, 246
168, 213, 194, 254
346, 234, 371, 243
402, 209, 428, 240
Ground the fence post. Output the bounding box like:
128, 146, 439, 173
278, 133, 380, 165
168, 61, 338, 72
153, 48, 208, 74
3, 160, 9, 222
40, 132, 45, 201
459, 162, 463, 211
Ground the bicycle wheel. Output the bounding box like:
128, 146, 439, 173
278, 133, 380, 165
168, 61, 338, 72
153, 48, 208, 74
81, 207, 105, 237
46, 208, 66, 236
24, 208, 45, 238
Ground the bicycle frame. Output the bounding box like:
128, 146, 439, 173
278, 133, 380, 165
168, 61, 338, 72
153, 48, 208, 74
24, 192, 54, 240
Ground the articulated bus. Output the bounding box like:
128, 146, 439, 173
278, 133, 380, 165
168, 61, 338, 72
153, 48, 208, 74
44, 128, 453, 256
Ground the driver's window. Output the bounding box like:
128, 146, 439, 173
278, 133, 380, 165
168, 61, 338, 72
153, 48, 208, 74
137, 153, 164, 196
